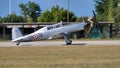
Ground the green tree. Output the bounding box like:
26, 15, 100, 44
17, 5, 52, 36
19, 2, 41, 22
108, 0, 119, 21
69, 11, 77, 22
76, 16, 88, 22
110, 0, 120, 25
51, 5, 63, 22
19, 3, 28, 22
0, 13, 26, 23
0, 16, 2, 23
37, 10, 53, 22
94, 0, 120, 25
38, 5, 76, 22
94, 0, 109, 21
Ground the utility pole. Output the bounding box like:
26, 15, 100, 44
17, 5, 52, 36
9, 0, 12, 15
67, 0, 70, 23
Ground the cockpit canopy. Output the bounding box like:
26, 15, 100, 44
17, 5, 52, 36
47, 22, 62, 30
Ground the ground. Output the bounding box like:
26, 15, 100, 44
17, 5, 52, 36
0, 40, 120, 68
0, 40, 120, 46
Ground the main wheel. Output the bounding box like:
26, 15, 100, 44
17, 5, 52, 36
66, 40, 72, 45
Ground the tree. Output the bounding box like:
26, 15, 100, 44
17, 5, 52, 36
0, 16, 2, 23
76, 16, 88, 22
37, 10, 53, 22
19, 3, 28, 22
94, 0, 109, 21
0, 13, 26, 23
37, 5, 77, 22
109, 0, 120, 25
108, 0, 119, 21
94, 0, 120, 26
19, 2, 41, 22
69, 11, 77, 22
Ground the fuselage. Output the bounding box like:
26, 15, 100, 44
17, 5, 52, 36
12, 23, 86, 42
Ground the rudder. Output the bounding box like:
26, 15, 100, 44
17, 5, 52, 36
12, 27, 23, 40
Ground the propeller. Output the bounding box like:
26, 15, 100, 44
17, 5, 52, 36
92, 11, 98, 27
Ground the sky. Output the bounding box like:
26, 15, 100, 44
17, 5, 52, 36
0, 0, 95, 17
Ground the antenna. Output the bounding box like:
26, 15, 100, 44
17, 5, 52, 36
82, 17, 85, 23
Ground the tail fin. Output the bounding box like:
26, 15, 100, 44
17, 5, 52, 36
12, 27, 23, 40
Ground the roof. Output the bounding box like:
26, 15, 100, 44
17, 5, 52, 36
98, 22, 114, 24
1, 22, 69, 28
2, 23, 54, 25
1, 22, 114, 28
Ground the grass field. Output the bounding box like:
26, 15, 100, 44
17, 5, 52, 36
0, 45, 120, 68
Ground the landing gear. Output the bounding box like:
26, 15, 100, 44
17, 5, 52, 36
66, 40, 72, 45
64, 34, 72, 45
16, 41, 20, 46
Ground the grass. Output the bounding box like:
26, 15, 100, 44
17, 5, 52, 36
0, 45, 120, 68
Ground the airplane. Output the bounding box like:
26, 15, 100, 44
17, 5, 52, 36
12, 11, 97, 46
12, 21, 87, 46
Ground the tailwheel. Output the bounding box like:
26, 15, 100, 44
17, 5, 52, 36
16, 41, 20, 46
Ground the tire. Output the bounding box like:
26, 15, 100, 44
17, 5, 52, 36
66, 40, 72, 45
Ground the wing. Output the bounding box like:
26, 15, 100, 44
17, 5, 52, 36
48, 32, 72, 45
48, 33, 65, 39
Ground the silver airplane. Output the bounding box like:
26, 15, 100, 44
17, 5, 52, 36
12, 22, 87, 45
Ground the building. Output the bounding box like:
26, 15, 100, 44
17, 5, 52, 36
0, 22, 114, 40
